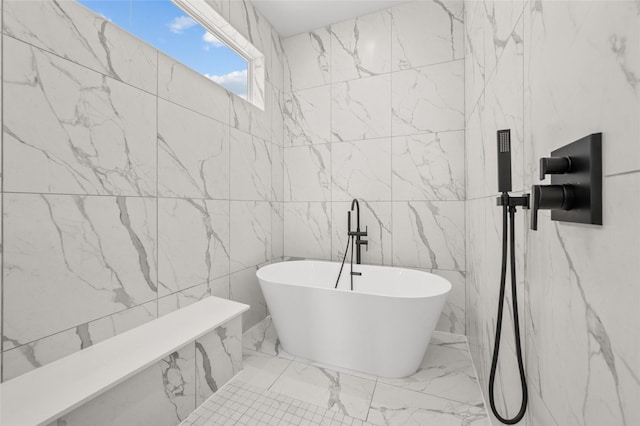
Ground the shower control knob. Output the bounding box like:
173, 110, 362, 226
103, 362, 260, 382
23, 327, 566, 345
530, 184, 575, 230
539, 156, 572, 180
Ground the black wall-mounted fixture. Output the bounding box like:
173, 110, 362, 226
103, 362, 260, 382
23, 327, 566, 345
490, 129, 528, 425
531, 133, 602, 230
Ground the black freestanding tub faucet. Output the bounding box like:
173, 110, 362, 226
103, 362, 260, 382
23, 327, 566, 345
348, 199, 368, 264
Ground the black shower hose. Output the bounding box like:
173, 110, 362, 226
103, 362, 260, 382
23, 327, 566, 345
488, 201, 528, 424
334, 236, 353, 290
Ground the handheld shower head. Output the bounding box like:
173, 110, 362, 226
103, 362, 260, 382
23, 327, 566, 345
497, 129, 512, 193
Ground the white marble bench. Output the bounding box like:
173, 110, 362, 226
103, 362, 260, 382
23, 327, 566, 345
0, 296, 249, 426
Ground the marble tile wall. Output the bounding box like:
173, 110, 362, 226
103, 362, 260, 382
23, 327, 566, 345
1, 0, 284, 383
45, 316, 242, 426
282, 0, 466, 335
465, 1, 640, 425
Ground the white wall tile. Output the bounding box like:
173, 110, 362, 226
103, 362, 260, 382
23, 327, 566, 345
390, 0, 464, 71
284, 144, 331, 201
2, 0, 158, 93
157, 282, 210, 317
158, 53, 230, 125
230, 201, 271, 273
195, 316, 242, 405
392, 131, 465, 201
271, 202, 284, 259
283, 28, 331, 92
330, 10, 392, 82
4, 36, 157, 197
158, 99, 229, 199
2, 301, 156, 381
230, 267, 268, 331
271, 143, 284, 202
271, 86, 285, 146
230, 129, 271, 201
53, 344, 196, 425
331, 138, 392, 202
284, 86, 331, 146
331, 74, 391, 142
392, 60, 464, 136
431, 269, 465, 335
483, 0, 526, 79
464, 1, 486, 122
3, 194, 157, 346
392, 201, 465, 271
158, 198, 229, 296
284, 202, 332, 260
231, 88, 271, 141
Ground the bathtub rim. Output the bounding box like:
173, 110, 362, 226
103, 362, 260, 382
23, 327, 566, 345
257, 260, 452, 300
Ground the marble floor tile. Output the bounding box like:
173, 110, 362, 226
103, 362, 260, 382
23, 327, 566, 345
430, 330, 469, 351
378, 344, 483, 406
270, 359, 376, 420
367, 382, 489, 426
235, 350, 293, 390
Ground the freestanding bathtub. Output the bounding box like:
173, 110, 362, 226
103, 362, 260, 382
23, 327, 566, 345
256, 260, 451, 378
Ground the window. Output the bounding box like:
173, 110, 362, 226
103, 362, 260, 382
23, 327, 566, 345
78, 0, 264, 107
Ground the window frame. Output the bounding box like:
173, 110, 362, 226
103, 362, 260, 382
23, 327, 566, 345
171, 0, 265, 109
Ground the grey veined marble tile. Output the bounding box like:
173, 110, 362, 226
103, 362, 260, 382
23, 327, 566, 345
158, 99, 230, 200
3, 0, 158, 93
3, 194, 158, 346
368, 382, 489, 426
195, 316, 242, 405
284, 86, 331, 146
378, 344, 483, 407
392, 131, 465, 201
390, 0, 464, 71
2, 301, 157, 382
331, 74, 392, 142
330, 10, 392, 83
392, 201, 465, 271
158, 198, 230, 296
52, 343, 196, 426
270, 359, 376, 421
283, 28, 331, 92
392, 60, 464, 137
3, 36, 157, 197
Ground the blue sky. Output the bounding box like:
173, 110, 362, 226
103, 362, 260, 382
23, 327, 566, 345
78, 0, 248, 97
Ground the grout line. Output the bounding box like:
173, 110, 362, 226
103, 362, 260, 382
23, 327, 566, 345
389, 12, 394, 269
462, 0, 468, 337
365, 377, 378, 423
287, 57, 465, 93
1, 2, 5, 382
2, 298, 159, 353
156, 48, 160, 320
0, 33, 159, 97
4, 271, 234, 354
605, 169, 640, 178
1, 191, 278, 203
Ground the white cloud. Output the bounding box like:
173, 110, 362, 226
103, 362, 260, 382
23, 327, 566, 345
168, 15, 196, 34
205, 69, 248, 99
202, 31, 223, 49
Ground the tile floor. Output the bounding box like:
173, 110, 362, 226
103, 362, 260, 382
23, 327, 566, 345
181, 318, 490, 426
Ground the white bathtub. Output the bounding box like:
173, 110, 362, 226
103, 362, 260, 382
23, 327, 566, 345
256, 260, 451, 378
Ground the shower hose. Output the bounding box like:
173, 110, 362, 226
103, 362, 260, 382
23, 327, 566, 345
488, 200, 528, 424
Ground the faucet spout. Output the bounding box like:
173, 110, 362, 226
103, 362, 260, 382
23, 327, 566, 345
348, 199, 368, 264
350, 199, 360, 231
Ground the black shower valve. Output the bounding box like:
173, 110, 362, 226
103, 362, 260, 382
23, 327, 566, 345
530, 184, 575, 230
539, 156, 572, 180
